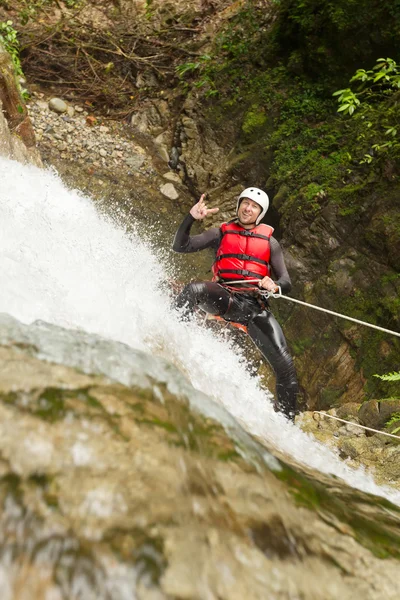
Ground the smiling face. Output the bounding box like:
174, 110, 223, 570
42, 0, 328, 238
237, 197, 262, 228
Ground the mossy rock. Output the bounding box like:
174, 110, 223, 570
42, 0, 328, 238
359, 399, 400, 430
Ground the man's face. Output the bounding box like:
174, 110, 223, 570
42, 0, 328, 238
237, 198, 262, 227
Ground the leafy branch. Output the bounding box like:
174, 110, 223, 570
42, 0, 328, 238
333, 58, 400, 116
175, 55, 218, 97
333, 58, 400, 164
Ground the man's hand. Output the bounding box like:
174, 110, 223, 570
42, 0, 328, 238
190, 194, 219, 220
258, 276, 279, 293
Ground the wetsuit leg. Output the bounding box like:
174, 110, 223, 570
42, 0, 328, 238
175, 281, 231, 320
247, 311, 298, 419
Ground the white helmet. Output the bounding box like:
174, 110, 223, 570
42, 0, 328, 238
236, 187, 269, 225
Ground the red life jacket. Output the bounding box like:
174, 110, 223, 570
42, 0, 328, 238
212, 221, 274, 282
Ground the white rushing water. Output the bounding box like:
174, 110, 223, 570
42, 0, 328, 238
1, 156, 399, 505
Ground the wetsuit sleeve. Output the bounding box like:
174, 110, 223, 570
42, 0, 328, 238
270, 237, 292, 295
172, 214, 221, 253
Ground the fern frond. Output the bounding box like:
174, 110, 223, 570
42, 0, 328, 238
374, 371, 400, 382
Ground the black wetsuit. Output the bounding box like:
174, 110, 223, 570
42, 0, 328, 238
172, 214, 299, 419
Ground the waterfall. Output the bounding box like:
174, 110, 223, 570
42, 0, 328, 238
0, 155, 398, 505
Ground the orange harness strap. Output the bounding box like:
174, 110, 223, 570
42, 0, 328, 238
205, 314, 248, 334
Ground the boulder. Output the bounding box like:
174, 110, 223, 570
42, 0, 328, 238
336, 402, 362, 420
358, 399, 400, 430
160, 182, 179, 199
378, 399, 400, 425
48, 97, 68, 114
163, 171, 181, 182
358, 399, 382, 429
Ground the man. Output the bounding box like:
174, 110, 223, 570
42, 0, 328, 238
172, 187, 298, 419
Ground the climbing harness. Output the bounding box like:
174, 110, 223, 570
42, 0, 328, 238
221, 279, 400, 338
204, 313, 248, 333
313, 411, 400, 441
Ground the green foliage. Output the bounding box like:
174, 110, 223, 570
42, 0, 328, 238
0, 20, 23, 77
18, 0, 53, 25
175, 1, 273, 101
333, 59, 400, 163
215, 2, 267, 61
270, 0, 400, 81
242, 106, 267, 135
385, 412, 400, 427
332, 88, 360, 116
144, 0, 155, 20
374, 372, 400, 382
17, 0, 82, 24
334, 58, 400, 115
175, 55, 218, 96
385, 412, 400, 436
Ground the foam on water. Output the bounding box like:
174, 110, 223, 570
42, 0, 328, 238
1, 156, 399, 504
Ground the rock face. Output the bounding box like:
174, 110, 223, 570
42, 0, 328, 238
297, 405, 400, 486
359, 398, 400, 430
1, 313, 400, 599
0, 44, 41, 166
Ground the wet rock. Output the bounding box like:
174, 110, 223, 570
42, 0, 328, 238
160, 182, 179, 199
49, 97, 68, 114
168, 146, 180, 169
0, 312, 399, 598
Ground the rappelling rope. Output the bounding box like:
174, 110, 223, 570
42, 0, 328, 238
221, 279, 400, 338
313, 411, 400, 441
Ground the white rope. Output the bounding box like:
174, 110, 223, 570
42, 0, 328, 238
313, 411, 400, 440
278, 294, 400, 337
220, 279, 400, 338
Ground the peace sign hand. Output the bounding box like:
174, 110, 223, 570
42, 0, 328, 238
190, 194, 219, 220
